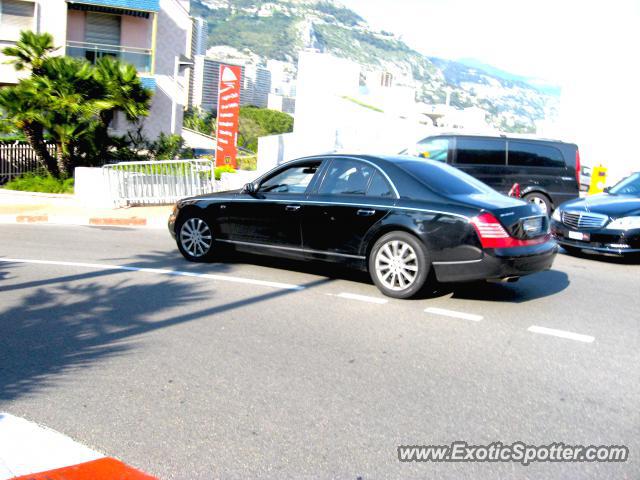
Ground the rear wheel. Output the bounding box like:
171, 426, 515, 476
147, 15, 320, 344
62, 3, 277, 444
523, 192, 552, 215
177, 215, 216, 262
368, 231, 429, 299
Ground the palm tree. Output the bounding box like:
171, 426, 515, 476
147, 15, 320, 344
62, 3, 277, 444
90, 57, 152, 160
30, 57, 101, 177
93, 57, 152, 128
0, 83, 59, 177
0, 31, 154, 177
2, 31, 58, 75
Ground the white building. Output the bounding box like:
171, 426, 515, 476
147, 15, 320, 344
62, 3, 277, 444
189, 55, 246, 112
191, 16, 207, 57
258, 51, 430, 170
0, 0, 193, 139
242, 64, 271, 108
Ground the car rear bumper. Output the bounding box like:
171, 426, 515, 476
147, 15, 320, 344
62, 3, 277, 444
551, 221, 640, 255
433, 240, 558, 283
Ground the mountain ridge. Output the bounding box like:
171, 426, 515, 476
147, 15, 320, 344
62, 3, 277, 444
190, 0, 558, 133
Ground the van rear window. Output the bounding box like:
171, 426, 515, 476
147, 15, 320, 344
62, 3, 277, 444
455, 138, 506, 165
508, 141, 565, 168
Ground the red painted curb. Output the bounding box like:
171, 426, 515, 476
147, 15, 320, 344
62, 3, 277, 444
11, 457, 157, 480
16, 215, 48, 223
89, 217, 147, 226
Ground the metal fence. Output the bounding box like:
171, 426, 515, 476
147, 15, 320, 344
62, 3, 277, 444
103, 159, 217, 206
0, 142, 57, 184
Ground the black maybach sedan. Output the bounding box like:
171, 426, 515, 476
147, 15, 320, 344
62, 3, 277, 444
551, 172, 640, 256
169, 155, 558, 298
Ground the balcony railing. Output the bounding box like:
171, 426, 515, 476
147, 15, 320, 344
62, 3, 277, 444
66, 41, 152, 73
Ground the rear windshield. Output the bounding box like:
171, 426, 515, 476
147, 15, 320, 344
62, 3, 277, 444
398, 160, 498, 195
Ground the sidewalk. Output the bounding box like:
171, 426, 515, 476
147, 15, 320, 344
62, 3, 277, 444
0, 189, 172, 229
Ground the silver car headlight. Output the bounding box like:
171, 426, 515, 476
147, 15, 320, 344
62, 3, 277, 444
551, 208, 561, 222
605, 216, 640, 230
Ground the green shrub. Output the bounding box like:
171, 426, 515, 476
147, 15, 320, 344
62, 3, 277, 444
214, 165, 236, 180
4, 173, 74, 193
237, 155, 257, 171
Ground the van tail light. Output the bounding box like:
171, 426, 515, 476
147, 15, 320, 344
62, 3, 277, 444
471, 213, 550, 249
575, 149, 581, 186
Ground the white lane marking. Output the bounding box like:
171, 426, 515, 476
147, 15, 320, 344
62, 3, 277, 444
0, 258, 304, 291
328, 292, 388, 304
527, 325, 595, 343
424, 307, 483, 322
0, 413, 103, 480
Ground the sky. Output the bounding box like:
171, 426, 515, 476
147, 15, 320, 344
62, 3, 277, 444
340, 0, 640, 176
340, 0, 640, 85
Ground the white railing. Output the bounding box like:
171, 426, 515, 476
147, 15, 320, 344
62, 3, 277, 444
103, 159, 216, 206
0, 142, 57, 183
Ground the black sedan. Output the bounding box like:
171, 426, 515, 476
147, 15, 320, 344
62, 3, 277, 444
551, 172, 640, 256
169, 155, 557, 298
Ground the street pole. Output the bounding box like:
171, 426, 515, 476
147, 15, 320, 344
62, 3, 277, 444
170, 55, 179, 135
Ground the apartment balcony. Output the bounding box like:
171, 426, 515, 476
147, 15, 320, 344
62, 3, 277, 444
66, 40, 153, 73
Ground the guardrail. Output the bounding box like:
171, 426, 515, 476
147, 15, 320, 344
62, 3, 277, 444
103, 159, 216, 206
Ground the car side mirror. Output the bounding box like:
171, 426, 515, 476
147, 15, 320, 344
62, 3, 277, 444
242, 182, 256, 195
603, 186, 611, 194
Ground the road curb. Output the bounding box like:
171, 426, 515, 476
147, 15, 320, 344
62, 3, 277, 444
0, 214, 166, 229
0, 413, 156, 480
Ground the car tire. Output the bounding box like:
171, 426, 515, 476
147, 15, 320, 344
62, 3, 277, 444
176, 214, 217, 262
368, 231, 430, 299
523, 192, 552, 215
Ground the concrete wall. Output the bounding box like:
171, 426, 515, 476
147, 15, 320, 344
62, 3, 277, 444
0, 0, 67, 85
121, 15, 152, 49
65, 10, 84, 42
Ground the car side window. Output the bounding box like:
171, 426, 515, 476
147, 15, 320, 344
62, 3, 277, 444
318, 160, 374, 196
366, 171, 393, 198
416, 138, 449, 162
508, 141, 565, 168
455, 138, 507, 165
258, 162, 320, 194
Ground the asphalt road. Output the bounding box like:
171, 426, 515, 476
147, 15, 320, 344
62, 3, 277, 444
1, 224, 638, 479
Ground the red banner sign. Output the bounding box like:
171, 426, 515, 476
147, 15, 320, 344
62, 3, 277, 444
215, 64, 241, 167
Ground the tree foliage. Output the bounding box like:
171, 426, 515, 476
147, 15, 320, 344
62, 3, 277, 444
0, 31, 152, 178
184, 106, 293, 154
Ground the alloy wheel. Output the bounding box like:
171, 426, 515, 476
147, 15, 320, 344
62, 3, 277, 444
374, 240, 419, 291
180, 218, 213, 258
527, 195, 549, 214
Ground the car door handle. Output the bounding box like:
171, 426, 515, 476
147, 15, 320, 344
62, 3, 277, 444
285, 205, 301, 212
357, 209, 376, 216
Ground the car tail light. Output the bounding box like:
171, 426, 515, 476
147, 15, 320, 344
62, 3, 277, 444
508, 183, 521, 198
575, 149, 581, 186
471, 213, 550, 249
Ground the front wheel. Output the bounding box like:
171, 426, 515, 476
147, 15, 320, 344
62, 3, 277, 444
368, 231, 430, 299
177, 215, 216, 262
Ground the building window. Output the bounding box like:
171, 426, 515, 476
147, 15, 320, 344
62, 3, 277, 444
381, 72, 393, 87
85, 12, 121, 46
0, 0, 35, 39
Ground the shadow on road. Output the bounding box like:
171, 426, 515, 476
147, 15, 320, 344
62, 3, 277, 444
443, 269, 570, 303
0, 253, 331, 402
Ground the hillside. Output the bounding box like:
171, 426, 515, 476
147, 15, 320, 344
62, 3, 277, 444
190, 0, 559, 133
